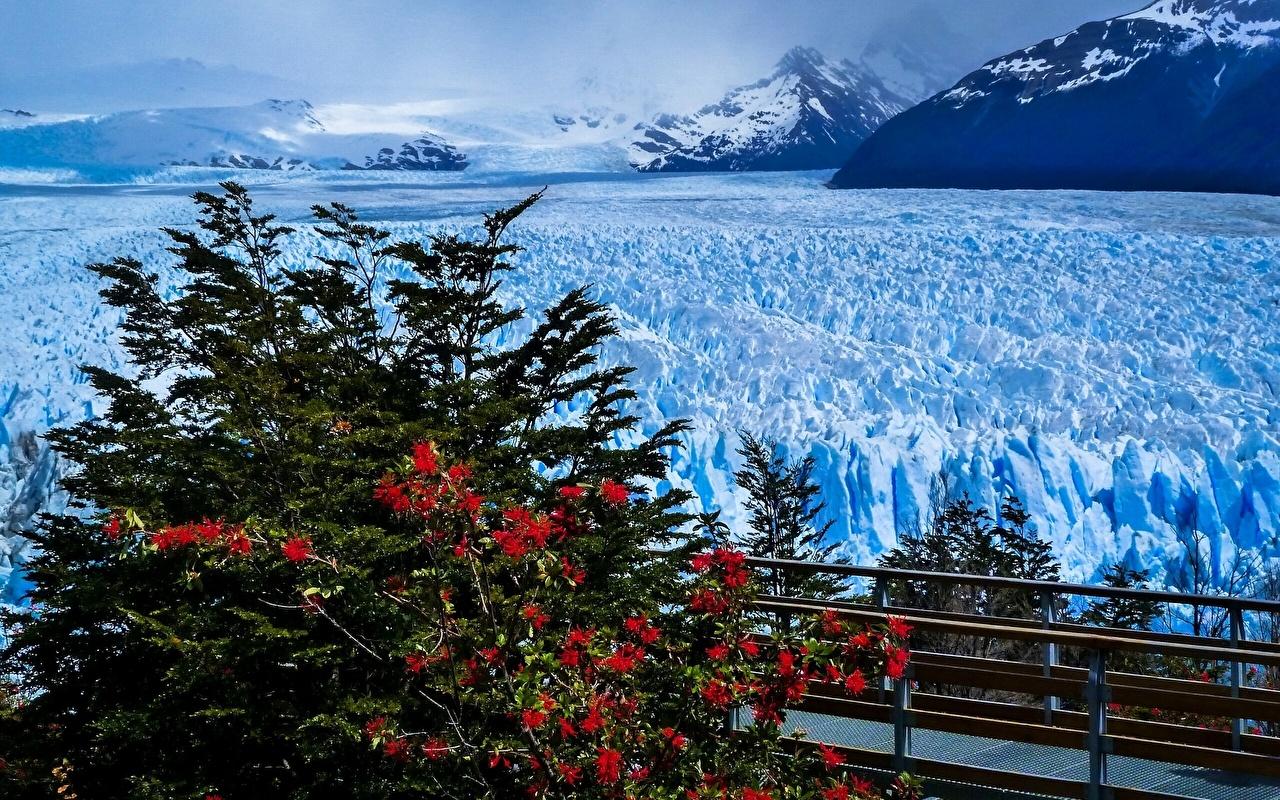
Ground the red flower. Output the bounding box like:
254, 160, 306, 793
706, 643, 731, 661
412, 441, 439, 475
625, 615, 660, 644
691, 552, 714, 572
522, 604, 550, 631
886, 615, 913, 639
844, 669, 867, 695
447, 462, 472, 483
488, 751, 512, 770
374, 474, 410, 512
382, 738, 410, 761
662, 726, 687, 750
595, 747, 622, 784
598, 643, 644, 674
404, 653, 429, 674
822, 786, 850, 800
422, 737, 448, 760
818, 742, 845, 770
225, 528, 252, 555
599, 479, 630, 506
580, 704, 605, 734
521, 708, 548, 730
559, 485, 586, 500
560, 556, 586, 586
363, 716, 388, 739
885, 645, 909, 680
103, 515, 122, 540
558, 716, 577, 738
557, 762, 582, 785
195, 518, 224, 543
701, 678, 733, 707
281, 535, 311, 563
690, 588, 729, 615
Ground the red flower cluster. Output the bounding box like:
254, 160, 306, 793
599, 479, 630, 506
281, 535, 312, 563
150, 518, 250, 555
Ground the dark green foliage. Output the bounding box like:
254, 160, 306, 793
1, 183, 692, 800
1077, 563, 1161, 632
1067, 563, 1161, 676
732, 433, 847, 628
878, 492, 1060, 694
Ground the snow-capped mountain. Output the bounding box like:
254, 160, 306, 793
0, 99, 469, 173
630, 47, 911, 172
832, 0, 1280, 194
344, 133, 468, 171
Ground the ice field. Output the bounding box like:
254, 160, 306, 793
2, 169, 1280, 602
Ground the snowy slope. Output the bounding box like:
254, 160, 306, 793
2, 173, 1279, 607
630, 47, 911, 172
0, 99, 469, 173
833, 0, 1280, 195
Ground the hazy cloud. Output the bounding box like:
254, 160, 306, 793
0, 0, 1144, 112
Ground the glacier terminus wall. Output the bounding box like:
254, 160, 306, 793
1, 171, 1278, 605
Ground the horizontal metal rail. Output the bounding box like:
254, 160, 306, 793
741, 554, 1280, 615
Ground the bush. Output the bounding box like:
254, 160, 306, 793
1, 185, 918, 799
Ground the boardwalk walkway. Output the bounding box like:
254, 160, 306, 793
787, 710, 1280, 800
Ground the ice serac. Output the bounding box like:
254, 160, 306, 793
630, 47, 911, 172
831, 0, 1280, 195
0, 428, 61, 607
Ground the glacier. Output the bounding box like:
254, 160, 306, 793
1, 170, 1279, 606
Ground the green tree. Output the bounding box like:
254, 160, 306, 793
879, 492, 1061, 696
732, 433, 847, 630
1, 183, 691, 800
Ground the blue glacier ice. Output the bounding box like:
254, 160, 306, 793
1, 170, 1278, 608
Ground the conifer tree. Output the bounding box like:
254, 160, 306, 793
733, 433, 847, 629
879, 493, 1060, 694
1, 183, 692, 799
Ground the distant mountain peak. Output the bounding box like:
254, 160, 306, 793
832, 0, 1280, 195
629, 46, 910, 173
775, 45, 828, 74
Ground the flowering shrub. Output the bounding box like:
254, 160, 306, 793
109, 443, 918, 799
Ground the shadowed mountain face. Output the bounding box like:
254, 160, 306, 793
630, 46, 911, 172
832, 0, 1280, 195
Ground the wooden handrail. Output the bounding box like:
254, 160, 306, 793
753, 597, 1280, 667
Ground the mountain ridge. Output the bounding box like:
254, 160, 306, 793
629, 46, 911, 172
831, 0, 1280, 195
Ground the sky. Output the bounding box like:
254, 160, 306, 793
0, 0, 1144, 112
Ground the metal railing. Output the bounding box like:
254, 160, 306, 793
741, 555, 1280, 800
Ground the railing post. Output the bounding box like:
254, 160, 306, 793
1041, 590, 1059, 725
1086, 648, 1109, 800
875, 576, 890, 703
893, 662, 913, 773
1230, 605, 1245, 750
